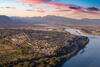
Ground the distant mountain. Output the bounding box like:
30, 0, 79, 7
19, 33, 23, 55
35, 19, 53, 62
12, 15, 100, 25
0, 15, 100, 26
0, 15, 27, 26
0, 15, 13, 25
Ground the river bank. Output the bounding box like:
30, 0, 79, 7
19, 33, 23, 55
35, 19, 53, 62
63, 28, 100, 67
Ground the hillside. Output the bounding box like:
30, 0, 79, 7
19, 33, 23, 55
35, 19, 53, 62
0, 15, 13, 25
0, 15, 26, 27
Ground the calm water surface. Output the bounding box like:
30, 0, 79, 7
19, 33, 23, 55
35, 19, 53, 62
63, 29, 100, 67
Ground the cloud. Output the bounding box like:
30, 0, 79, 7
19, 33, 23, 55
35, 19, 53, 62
26, 9, 45, 13
0, 7, 16, 9
36, 9, 45, 13
19, 0, 71, 8
18, 0, 100, 14
55, 8, 99, 14
87, 7, 100, 11
26, 9, 34, 11
5, 7, 16, 9
69, 6, 81, 10
57, 9, 71, 12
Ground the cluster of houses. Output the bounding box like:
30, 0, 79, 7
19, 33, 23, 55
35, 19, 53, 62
0, 29, 69, 55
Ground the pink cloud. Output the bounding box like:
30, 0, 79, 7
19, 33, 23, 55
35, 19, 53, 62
56, 9, 71, 12
20, 0, 71, 8
35, 9, 45, 13
18, 0, 100, 14
5, 7, 16, 9
0, 7, 16, 9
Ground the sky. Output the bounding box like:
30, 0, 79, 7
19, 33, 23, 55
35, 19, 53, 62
0, 0, 100, 19
54, 0, 100, 8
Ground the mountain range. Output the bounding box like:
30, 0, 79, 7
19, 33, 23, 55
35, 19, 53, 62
0, 15, 100, 26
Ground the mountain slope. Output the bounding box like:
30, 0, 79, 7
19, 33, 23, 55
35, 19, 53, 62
0, 15, 13, 25
12, 15, 100, 25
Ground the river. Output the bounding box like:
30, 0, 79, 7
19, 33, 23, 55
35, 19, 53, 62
63, 28, 100, 67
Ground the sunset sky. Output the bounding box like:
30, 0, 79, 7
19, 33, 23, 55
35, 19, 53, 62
0, 0, 100, 19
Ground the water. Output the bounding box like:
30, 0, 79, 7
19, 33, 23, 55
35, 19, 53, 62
63, 28, 100, 67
